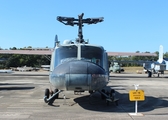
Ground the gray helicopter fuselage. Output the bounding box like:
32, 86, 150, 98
49, 42, 109, 92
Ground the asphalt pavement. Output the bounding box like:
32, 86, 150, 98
0, 71, 168, 120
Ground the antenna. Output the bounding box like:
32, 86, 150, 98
54, 35, 60, 47
57, 13, 104, 43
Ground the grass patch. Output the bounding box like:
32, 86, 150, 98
123, 67, 144, 73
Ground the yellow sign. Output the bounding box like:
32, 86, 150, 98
129, 90, 145, 101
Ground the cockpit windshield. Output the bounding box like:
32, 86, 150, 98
55, 45, 104, 67
81, 46, 103, 65
55, 45, 77, 66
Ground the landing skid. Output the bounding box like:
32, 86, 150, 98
44, 88, 119, 106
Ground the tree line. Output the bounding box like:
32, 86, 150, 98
0, 47, 50, 69
1, 47, 168, 69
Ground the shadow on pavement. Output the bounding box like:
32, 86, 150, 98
73, 90, 168, 113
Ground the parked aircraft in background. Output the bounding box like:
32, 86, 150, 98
109, 45, 167, 77
41, 65, 50, 71
143, 45, 167, 77
16, 66, 33, 72
109, 62, 124, 73
0, 69, 13, 73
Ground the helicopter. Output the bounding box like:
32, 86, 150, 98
43, 13, 118, 105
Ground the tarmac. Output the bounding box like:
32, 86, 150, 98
0, 71, 168, 120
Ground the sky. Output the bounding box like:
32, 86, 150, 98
0, 0, 168, 53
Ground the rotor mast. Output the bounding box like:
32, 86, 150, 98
57, 13, 104, 43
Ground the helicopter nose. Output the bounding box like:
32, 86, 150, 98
51, 60, 106, 91
53, 60, 105, 74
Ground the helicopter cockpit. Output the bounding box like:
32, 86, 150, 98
54, 44, 104, 68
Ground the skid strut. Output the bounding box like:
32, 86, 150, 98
44, 90, 62, 103
99, 89, 119, 106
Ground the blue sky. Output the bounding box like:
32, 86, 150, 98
0, 0, 168, 53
